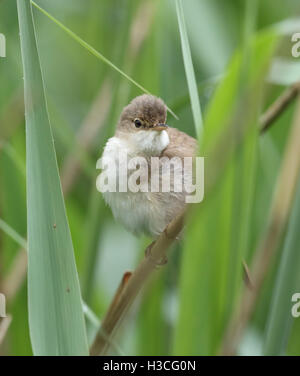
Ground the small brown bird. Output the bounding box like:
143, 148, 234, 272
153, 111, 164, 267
98, 94, 198, 237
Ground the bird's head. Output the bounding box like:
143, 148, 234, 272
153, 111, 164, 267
116, 94, 169, 155
117, 94, 168, 134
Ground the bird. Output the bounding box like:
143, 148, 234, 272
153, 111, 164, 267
98, 94, 198, 237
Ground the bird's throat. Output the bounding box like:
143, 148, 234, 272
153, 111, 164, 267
128, 129, 169, 156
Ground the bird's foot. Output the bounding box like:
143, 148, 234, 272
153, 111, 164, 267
145, 242, 168, 268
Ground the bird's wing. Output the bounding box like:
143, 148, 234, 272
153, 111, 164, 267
161, 127, 198, 159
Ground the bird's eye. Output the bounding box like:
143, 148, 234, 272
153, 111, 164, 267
134, 118, 142, 128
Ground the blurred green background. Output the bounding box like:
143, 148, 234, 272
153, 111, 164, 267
0, 0, 300, 356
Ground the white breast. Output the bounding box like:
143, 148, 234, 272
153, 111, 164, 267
129, 129, 170, 156
98, 130, 171, 236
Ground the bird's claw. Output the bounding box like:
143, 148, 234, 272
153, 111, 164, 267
145, 242, 168, 267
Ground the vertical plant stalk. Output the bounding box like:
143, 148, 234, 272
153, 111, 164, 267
263, 176, 300, 355
90, 212, 185, 355
175, 0, 203, 139
221, 97, 300, 355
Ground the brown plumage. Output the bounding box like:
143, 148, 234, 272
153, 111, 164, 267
163, 126, 198, 159
99, 94, 198, 237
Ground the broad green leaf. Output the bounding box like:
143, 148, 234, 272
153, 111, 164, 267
17, 0, 88, 355
173, 30, 279, 355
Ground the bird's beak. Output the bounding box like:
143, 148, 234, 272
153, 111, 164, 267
153, 123, 169, 131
